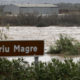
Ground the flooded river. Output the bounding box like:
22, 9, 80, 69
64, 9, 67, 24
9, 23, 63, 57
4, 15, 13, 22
1, 26, 80, 63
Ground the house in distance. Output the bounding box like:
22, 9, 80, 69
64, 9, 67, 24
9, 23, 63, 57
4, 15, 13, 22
3, 4, 59, 16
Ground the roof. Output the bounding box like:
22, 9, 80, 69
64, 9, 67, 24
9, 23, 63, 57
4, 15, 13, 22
14, 4, 58, 8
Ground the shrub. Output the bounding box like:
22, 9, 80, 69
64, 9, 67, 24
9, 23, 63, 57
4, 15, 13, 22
0, 58, 80, 80
48, 34, 80, 55
58, 13, 80, 26
36, 21, 48, 27
0, 13, 80, 26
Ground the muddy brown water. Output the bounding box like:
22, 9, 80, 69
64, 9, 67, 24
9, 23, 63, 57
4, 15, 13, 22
0, 26, 80, 63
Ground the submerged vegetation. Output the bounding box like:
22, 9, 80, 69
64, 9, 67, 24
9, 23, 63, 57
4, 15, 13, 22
0, 58, 80, 80
0, 25, 9, 40
48, 34, 80, 55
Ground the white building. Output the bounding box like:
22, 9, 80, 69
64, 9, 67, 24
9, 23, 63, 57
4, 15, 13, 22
3, 4, 59, 15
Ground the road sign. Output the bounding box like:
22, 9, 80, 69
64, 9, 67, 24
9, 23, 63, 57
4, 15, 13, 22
0, 40, 44, 56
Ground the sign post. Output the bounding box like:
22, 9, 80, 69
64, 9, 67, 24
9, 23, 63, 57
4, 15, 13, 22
0, 40, 44, 65
34, 56, 39, 64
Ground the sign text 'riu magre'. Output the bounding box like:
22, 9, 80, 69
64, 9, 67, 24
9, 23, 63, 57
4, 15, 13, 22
0, 41, 44, 56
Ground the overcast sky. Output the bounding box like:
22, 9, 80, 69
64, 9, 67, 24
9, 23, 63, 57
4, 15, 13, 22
0, 0, 80, 4
23, 0, 80, 3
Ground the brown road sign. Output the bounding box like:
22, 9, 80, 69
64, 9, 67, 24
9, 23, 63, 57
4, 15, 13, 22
0, 40, 44, 56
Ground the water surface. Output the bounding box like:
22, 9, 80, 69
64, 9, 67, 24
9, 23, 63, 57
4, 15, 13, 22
0, 26, 80, 63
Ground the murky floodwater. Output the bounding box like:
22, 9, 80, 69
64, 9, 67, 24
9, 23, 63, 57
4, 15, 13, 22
0, 26, 80, 63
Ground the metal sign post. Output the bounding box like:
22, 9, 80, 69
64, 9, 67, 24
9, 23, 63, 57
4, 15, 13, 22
34, 56, 39, 64
34, 56, 39, 74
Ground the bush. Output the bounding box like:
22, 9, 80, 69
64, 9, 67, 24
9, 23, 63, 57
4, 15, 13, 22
36, 21, 48, 27
48, 34, 80, 55
58, 13, 80, 26
0, 13, 80, 26
0, 58, 80, 80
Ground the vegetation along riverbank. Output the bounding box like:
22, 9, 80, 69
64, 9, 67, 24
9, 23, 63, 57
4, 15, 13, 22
0, 13, 80, 27
0, 58, 80, 80
48, 34, 80, 55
